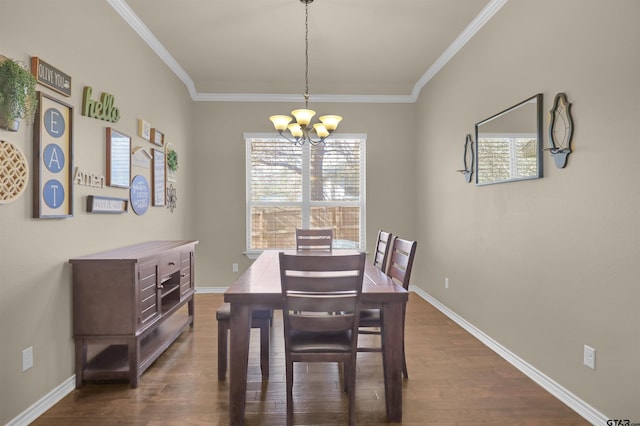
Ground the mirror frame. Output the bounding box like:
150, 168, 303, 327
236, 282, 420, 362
106, 127, 131, 188
475, 94, 543, 186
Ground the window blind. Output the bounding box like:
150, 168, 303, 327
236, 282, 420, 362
246, 136, 365, 252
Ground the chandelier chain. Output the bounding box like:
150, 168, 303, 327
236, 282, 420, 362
304, 1, 309, 108
268, 0, 342, 146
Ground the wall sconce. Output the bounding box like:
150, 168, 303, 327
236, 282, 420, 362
457, 134, 474, 183
547, 92, 573, 168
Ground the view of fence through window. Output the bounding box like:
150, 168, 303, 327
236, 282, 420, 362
246, 136, 365, 251
476, 137, 538, 183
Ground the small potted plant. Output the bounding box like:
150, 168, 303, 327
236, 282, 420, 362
166, 145, 178, 182
0, 56, 38, 132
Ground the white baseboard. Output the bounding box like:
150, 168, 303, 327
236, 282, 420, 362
409, 285, 608, 426
7, 376, 75, 426
11, 286, 607, 426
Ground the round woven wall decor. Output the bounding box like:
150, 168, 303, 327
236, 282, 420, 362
0, 139, 29, 204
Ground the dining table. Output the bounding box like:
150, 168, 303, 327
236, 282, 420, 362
224, 249, 408, 425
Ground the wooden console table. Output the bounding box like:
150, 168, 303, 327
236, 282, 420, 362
70, 240, 198, 388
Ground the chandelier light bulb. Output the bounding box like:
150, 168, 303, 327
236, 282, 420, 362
270, 115, 293, 132
319, 115, 342, 132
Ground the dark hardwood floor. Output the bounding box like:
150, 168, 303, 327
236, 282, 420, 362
32, 293, 589, 425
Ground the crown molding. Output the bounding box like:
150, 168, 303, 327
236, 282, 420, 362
411, 0, 508, 100
192, 92, 415, 103
108, 0, 508, 104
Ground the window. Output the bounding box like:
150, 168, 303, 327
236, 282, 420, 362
245, 133, 366, 254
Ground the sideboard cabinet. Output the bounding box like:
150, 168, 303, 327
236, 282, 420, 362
70, 240, 198, 388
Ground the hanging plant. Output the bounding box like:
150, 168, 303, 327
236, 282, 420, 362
167, 147, 178, 172
0, 56, 38, 131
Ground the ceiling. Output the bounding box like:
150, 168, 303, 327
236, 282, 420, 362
110, 0, 506, 102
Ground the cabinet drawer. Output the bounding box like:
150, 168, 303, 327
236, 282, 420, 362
180, 251, 192, 296
158, 251, 181, 278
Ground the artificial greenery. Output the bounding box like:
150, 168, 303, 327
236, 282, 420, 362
0, 57, 38, 129
167, 148, 178, 171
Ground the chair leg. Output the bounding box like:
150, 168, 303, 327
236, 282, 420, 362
286, 360, 294, 426
259, 320, 270, 377
217, 319, 229, 381
402, 347, 408, 379
347, 359, 356, 426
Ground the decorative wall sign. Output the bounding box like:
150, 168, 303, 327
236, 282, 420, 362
130, 175, 150, 215
137, 119, 151, 141
547, 92, 573, 168
150, 128, 164, 146
166, 184, 177, 213
152, 148, 166, 206
31, 57, 71, 97
106, 128, 131, 188
131, 146, 151, 169
81, 86, 120, 123
0, 139, 29, 204
73, 167, 104, 188
86, 195, 128, 213
33, 92, 73, 218
166, 143, 177, 183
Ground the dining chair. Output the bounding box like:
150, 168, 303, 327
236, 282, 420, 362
295, 228, 333, 251
358, 236, 417, 378
372, 230, 393, 271
216, 303, 271, 380
279, 251, 366, 426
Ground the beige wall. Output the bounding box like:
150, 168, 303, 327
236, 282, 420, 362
191, 101, 417, 287
2, 0, 638, 423
0, 1, 195, 423
414, 0, 639, 420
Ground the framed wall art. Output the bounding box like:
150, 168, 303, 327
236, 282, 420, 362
150, 127, 164, 146
152, 148, 165, 206
106, 127, 131, 188
86, 195, 128, 213
32, 92, 73, 218
137, 118, 151, 141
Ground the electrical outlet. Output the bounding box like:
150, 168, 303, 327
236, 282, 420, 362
583, 345, 596, 369
445, 277, 449, 289
22, 347, 33, 372
232, 263, 239, 273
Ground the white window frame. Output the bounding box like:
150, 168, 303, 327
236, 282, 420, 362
244, 132, 366, 258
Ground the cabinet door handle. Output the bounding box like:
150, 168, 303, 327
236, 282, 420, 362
168, 261, 176, 266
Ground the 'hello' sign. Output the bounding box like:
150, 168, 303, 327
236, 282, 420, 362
81, 86, 120, 123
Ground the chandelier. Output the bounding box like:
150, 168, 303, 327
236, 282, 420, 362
269, 0, 342, 146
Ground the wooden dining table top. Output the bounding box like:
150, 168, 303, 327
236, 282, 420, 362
224, 249, 408, 306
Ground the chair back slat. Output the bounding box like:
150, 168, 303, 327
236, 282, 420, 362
387, 236, 417, 290
295, 228, 333, 251
373, 230, 393, 271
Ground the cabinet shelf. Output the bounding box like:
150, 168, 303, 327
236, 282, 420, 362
82, 307, 191, 382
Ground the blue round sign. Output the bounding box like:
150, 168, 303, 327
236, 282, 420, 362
43, 179, 65, 208
130, 175, 150, 216
44, 107, 66, 138
43, 144, 65, 173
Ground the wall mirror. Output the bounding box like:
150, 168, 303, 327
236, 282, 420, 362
475, 94, 543, 185
106, 127, 131, 188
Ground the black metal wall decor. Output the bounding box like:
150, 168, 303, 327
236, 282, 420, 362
457, 133, 474, 183
548, 92, 573, 168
